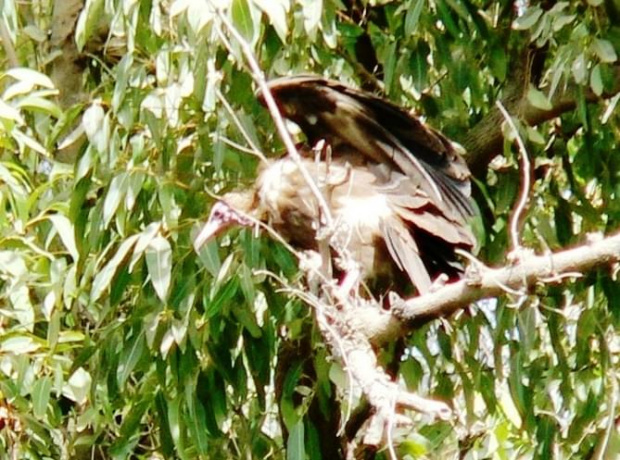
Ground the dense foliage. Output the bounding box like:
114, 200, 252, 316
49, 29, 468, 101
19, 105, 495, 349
0, 0, 618, 458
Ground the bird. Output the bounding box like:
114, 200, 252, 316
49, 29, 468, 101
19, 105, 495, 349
195, 77, 476, 296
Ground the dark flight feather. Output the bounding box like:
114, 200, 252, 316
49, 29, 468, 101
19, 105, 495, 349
261, 75, 474, 222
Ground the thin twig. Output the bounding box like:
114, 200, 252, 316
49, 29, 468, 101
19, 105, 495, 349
216, 89, 267, 163
208, 2, 333, 227
211, 133, 264, 156
495, 100, 532, 254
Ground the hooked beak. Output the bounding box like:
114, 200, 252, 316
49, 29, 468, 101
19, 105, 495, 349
193, 214, 228, 252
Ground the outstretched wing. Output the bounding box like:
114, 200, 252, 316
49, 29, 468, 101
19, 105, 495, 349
262, 75, 473, 223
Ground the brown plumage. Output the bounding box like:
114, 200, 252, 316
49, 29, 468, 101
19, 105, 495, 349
195, 77, 476, 296
261, 75, 473, 223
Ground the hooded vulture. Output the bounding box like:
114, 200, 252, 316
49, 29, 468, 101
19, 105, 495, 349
195, 76, 476, 296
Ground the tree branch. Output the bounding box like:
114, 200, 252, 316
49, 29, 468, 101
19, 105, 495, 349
391, 232, 620, 326
463, 65, 620, 175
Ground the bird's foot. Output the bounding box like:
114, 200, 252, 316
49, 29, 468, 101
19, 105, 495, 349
333, 257, 362, 303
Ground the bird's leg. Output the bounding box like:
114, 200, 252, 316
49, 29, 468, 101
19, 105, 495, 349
333, 255, 362, 303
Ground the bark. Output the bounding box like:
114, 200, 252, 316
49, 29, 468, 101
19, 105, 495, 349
50, 0, 86, 109
462, 64, 620, 175
347, 232, 620, 343
49, 0, 88, 163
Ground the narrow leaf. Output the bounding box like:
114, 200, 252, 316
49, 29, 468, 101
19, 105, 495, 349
91, 235, 139, 302
32, 376, 52, 418
145, 235, 172, 302
287, 420, 305, 460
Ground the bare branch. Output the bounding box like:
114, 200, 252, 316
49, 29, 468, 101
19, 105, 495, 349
392, 232, 620, 326
312, 293, 452, 419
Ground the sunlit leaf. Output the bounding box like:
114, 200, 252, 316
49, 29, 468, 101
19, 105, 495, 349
0, 335, 42, 353
513, 7, 543, 30
63, 367, 92, 405
254, 0, 289, 42
47, 215, 79, 262
231, 0, 259, 45
11, 128, 48, 156
32, 376, 52, 419
5, 67, 54, 89
103, 172, 129, 228
0, 99, 24, 124
91, 235, 140, 302
145, 234, 172, 302
592, 38, 618, 63
287, 420, 305, 460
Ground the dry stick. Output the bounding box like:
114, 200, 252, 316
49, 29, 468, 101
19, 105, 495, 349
495, 100, 531, 254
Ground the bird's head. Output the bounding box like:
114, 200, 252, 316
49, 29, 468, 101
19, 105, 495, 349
193, 191, 256, 252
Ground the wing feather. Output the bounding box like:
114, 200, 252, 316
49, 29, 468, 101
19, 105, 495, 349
264, 75, 474, 222
380, 219, 431, 295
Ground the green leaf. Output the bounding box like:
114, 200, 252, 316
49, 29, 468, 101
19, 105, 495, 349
112, 54, 134, 112
91, 235, 140, 302
405, 0, 425, 36
490, 44, 508, 81
145, 234, 172, 302
287, 420, 305, 460
103, 172, 129, 228
527, 87, 553, 111
592, 38, 617, 63
513, 7, 543, 30
231, 0, 259, 45
74, 0, 105, 51
117, 332, 146, 388
590, 63, 603, 96
32, 376, 52, 419
167, 396, 183, 449
197, 238, 221, 278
